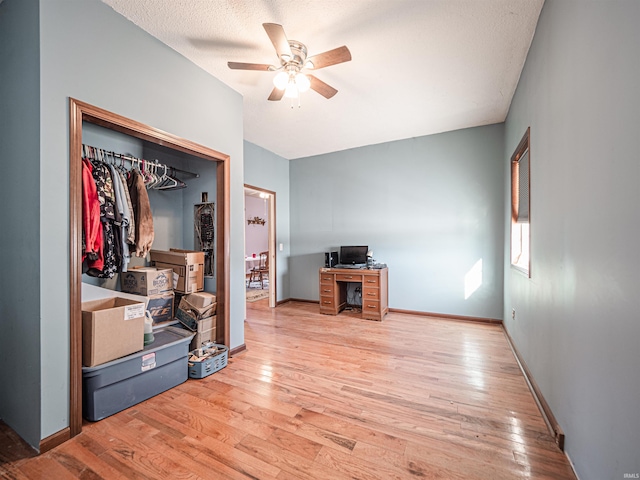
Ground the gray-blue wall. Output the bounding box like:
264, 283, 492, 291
289, 124, 505, 320
0, 0, 246, 448
243, 141, 291, 301
0, 0, 41, 449
503, 1, 640, 478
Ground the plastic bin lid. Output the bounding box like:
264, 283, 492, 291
82, 326, 194, 372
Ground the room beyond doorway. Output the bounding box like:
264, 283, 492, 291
244, 185, 276, 308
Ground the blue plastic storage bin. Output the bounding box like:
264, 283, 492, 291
82, 326, 194, 421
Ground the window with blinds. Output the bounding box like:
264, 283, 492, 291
511, 128, 530, 275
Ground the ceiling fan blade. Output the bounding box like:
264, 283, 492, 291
263, 23, 292, 59
306, 46, 351, 69
227, 62, 272, 71
308, 74, 338, 99
268, 86, 285, 101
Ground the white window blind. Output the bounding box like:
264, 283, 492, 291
517, 149, 529, 223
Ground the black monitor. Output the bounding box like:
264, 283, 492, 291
340, 245, 368, 265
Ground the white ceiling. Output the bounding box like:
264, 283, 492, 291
102, 0, 543, 160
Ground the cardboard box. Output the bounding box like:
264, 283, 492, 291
82, 282, 150, 307
82, 297, 145, 367
150, 249, 205, 294
120, 267, 173, 296
186, 292, 216, 309
176, 295, 216, 331
192, 315, 216, 333
146, 291, 175, 325
189, 326, 217, 351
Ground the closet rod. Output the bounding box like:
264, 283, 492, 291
82, 144, 200, 178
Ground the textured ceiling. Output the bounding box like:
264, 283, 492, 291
102, 0, 543, 160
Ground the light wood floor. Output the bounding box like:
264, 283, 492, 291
1, 300, 576, 479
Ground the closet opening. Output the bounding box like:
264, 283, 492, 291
68, 98, 230, 439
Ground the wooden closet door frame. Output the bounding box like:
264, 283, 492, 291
69, 98, 230, 438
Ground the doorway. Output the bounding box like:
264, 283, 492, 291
244, 185, 276, 308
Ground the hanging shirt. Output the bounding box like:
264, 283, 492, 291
81, 158, 103, 268
87, 161, 118, 278
127, 169, 154, 257
117, 169, 136, 246
108, 164, 132, 272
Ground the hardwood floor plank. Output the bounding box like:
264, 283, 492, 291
216, 382, 303, 418
130, 406, 280, 479
0, 301, 575, 479
266, 428, 325, 460
0, 421, 37, 466
17, 455, 80, 480
83, 416, 204, 480
314, 445, 411, 480
236, 434, 351, 480
0, 462, 30, 480
289, 422, 357, 455
295, 408, 407, 454
241, 405, 303, 433
53, 440, 129, 480
140, 395, 248, 446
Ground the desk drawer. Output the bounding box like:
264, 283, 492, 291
319, 284, 335, 296
363, 300, 380, 314
363, 288, 380, 300
362, 276, 380, 287
320, 274, 334, 284
336, 273, 361, 282
320, 296, 336, 309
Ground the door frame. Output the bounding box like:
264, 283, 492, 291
244, 184, 276, 307
69, 98, 230, 437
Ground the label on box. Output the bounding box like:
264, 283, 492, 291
173, 272, 179, 289
124, 303, 145, 321
141, 352, 156, 371
121, 273, 139, 291
146, 293, 174, 325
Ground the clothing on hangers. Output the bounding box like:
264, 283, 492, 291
86, 161, 118, 278
127, 169, 154, 258
81, 143, 196, 274
81, 158, 103, 267
108, 164, 132, 272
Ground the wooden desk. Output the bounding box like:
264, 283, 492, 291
319, 267, 388, 321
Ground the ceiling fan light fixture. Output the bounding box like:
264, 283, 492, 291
295, 73, 310, 92
284, 82, 299, 98
229, 23, 350, 102
273, 71, 289, 90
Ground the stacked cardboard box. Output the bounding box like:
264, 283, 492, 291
120, 266, 175, 325
176, 292, 217, 350
150, 249, 205, 294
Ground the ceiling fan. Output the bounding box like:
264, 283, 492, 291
227, 23, 351, 101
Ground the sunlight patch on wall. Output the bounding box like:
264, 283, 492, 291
464, 259, 483, 300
